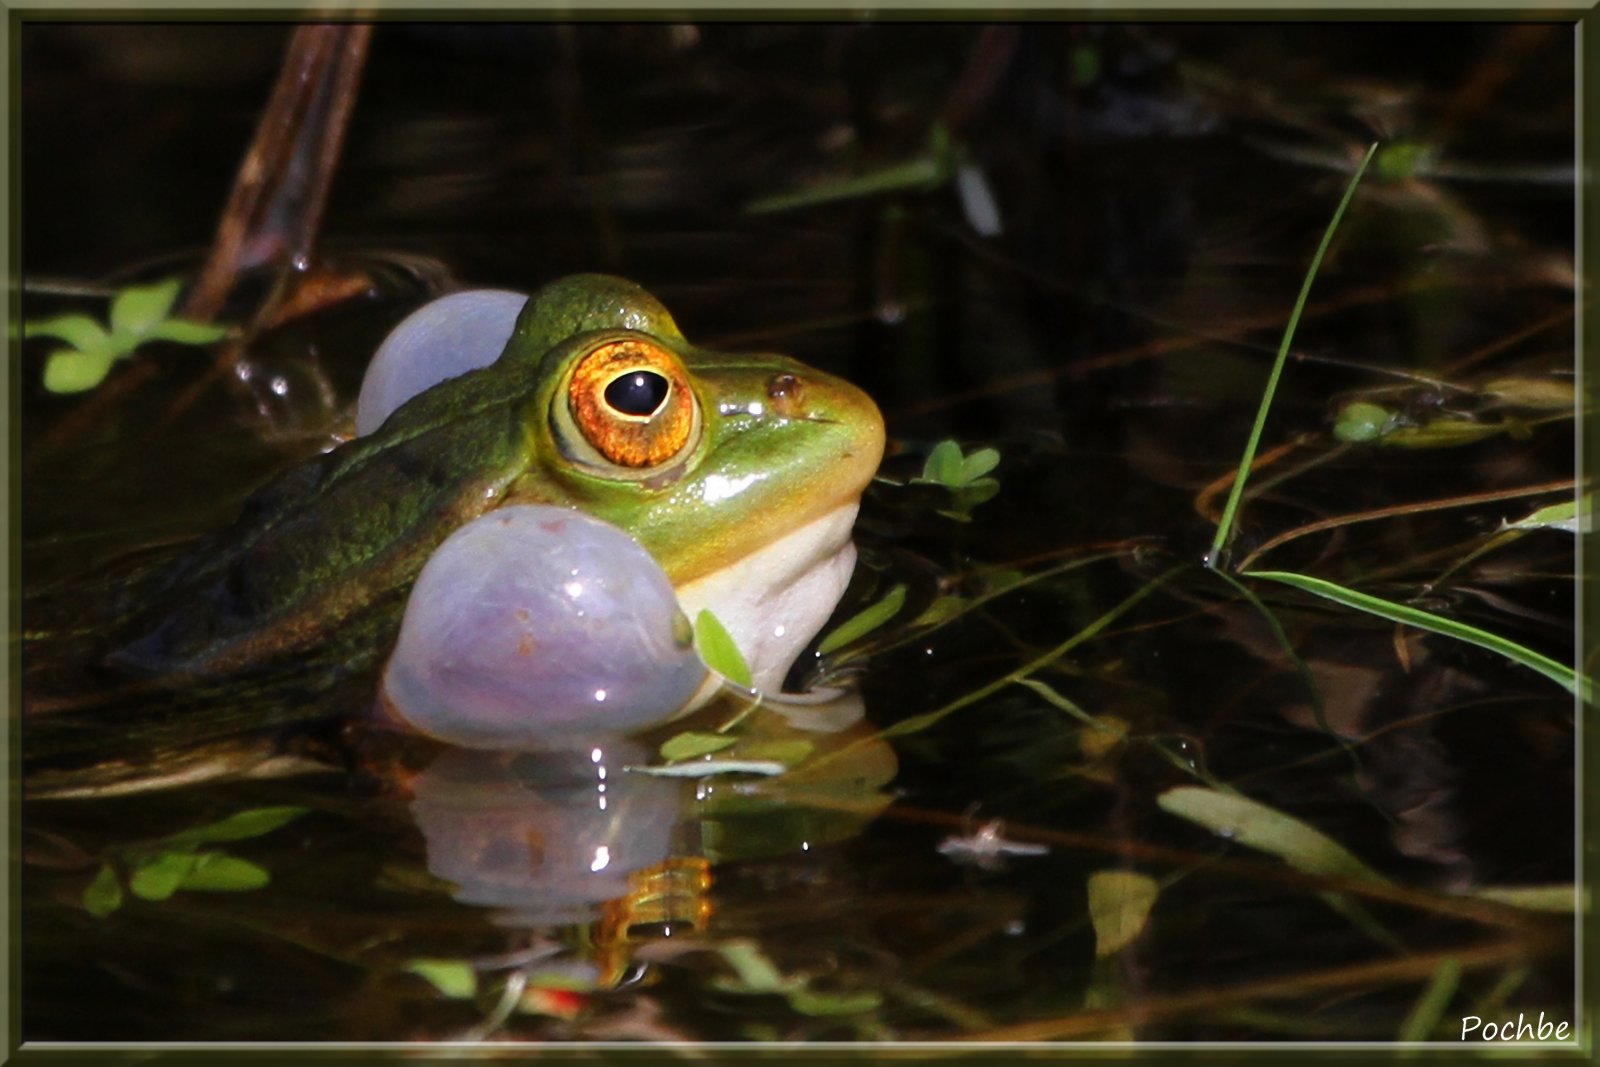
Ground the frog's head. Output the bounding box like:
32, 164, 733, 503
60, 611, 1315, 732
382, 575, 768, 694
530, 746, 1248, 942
498, 275, 886, 690
115, 275, 882, 701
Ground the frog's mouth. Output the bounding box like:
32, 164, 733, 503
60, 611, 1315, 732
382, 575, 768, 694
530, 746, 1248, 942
671, 501, 861, 693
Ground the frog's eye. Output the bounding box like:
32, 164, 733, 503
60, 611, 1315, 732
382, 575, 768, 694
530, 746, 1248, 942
566, 339, 698, 468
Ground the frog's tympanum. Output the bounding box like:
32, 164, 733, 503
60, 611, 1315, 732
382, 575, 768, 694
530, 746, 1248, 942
87, 274, 884, 754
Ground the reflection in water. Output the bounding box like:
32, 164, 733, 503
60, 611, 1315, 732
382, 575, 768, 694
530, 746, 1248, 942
404, 691, 899, 996
409, 739, 683, 929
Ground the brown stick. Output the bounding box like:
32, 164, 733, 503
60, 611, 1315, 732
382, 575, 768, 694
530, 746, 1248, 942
182, 23, 372, 323
32, 25, 373, 462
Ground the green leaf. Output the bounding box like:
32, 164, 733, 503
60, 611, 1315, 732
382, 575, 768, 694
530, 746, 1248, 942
979, 567, 1025, 593
24, 313, 109, 351
1377, 418, 1506, 449
82, 862, 124, 918
660, 732, 739, 762
910, 594, 966, 627
955, 478, 1000, 507
1398, 957, 1461, 1042
816, 584, 906, 655
789, 988, 883, 1016
959, 446, 1000, 483
43, 349, 116, 393
109, 277, 181, 338
694, 609, 752, 688
144, 318, 229, 346
920, 440, 964, 486
1087, 869, 1160, 958
1505, 495, 1588, 535
1481, 376, 1576, 411
713, 941, 799, 994
404, 959, 478, 1000
128, 850, 200, 901
162, 805, 310, 848
1373, 140, 1433, 182
1333, 400, 1393, 443
176, 852, 270, 892
1471, 884, 1579, 913
1158, 786, 1389, 884
738, 739, 814, 768
1245, 569, 1594, 705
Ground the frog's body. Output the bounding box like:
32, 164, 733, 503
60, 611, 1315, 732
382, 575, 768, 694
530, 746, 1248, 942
34, 275, 882, 783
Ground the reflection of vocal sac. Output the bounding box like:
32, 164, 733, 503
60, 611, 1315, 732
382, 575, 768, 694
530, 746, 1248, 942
408, 739, 682, 928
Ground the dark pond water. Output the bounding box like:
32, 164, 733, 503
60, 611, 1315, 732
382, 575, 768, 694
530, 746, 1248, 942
19, 22, 1581, 1048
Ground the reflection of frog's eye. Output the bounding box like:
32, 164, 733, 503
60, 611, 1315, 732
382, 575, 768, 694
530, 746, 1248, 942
566, 339, 698, 468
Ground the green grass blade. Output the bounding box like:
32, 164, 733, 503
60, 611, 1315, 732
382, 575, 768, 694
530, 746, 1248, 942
745, 157, 945, 214
1397, 957, 1461, 1042
1208, 142, 1378, 568
1246, 569, 1593, 705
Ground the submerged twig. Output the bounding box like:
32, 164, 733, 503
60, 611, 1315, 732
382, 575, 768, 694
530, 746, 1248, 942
184, 23, 373, 323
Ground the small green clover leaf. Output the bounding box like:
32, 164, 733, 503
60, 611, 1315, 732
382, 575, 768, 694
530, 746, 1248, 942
79, 805, 307, 918
160, 804, 309, 847
128, 850, 201, 902
26, 313, 113, 352
27, 277, 229, 394
910, 440, 1001, 521
43, 349, 119, 394
175, 852, 271, 891
110, 277, 183, 337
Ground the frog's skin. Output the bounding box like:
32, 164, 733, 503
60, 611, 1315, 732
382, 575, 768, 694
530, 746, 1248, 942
105, 274, 885, 702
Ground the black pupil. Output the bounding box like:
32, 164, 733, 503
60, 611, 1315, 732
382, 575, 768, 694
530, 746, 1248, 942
605, 371, 670, 416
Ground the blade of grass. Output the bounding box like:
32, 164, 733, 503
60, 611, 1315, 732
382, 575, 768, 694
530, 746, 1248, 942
1246, 569, 1594, 705
1207, 142, 1378, 568
872, 565, 1181, 743
802, 565, 1183, 777
1397, 957, 1461, 1042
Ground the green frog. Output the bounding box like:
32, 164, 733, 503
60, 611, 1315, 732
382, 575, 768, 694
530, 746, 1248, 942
30, 275, 885, 785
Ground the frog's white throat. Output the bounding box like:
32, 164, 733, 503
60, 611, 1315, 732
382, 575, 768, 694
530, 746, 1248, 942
674, 502, 861, 693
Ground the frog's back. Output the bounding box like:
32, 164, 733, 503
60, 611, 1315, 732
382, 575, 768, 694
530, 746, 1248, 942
109, 378, 538, 678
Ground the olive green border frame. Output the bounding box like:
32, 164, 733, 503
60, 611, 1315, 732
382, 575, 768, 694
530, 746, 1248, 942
1, 8, 1591, 1066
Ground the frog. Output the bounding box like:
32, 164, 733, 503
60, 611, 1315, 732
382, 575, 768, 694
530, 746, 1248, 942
32, 274, 884, 776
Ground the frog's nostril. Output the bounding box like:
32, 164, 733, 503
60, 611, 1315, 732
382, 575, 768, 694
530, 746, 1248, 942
765, 372, 808, 416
